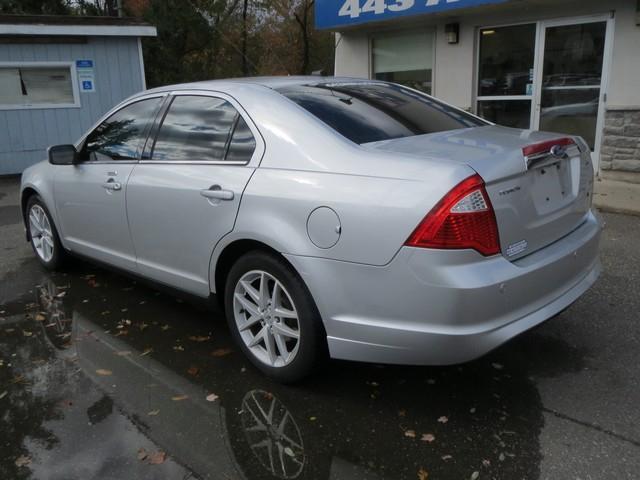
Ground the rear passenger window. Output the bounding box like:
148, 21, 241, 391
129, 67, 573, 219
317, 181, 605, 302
226, 115, 256, 162
151, 95, 237, 162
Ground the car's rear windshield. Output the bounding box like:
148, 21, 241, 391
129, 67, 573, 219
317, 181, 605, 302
276, 82, 488, 145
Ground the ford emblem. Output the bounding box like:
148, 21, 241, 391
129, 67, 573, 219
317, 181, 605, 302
550, 144, 567, 158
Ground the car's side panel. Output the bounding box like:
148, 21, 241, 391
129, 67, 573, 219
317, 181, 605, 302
53, 162, 138, 271
127, 164, 256, 297
217, 162, 474, 274
20, 162, 61, 232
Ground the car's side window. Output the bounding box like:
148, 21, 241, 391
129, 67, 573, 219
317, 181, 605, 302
150, 95, 256, 163
226, 115, 257, 163
81, 97, 162, 162
151, 95, 235, 162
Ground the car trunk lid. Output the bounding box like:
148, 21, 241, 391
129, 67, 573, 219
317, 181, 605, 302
363, 125, 594, 261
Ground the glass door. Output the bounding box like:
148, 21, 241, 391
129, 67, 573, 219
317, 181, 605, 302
533, 17, 612, 168
476, 23, 537, 129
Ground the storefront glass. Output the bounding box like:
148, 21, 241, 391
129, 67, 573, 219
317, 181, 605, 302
372, 30, 434, 94
476, 24, 536, 128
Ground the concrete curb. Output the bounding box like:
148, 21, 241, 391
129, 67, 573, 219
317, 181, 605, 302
594, 178, 640, 216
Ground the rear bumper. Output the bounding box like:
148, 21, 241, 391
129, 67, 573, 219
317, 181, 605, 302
285, 211, 602, 365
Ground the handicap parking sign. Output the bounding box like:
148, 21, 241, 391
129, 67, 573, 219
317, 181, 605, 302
82, 80, 93, 90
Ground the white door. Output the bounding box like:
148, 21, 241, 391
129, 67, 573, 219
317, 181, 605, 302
126, 93, 263, 297
533, 16, 613, 170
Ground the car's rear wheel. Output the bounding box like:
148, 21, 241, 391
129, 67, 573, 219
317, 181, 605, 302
224, 251, 327, 383
26, 195, 66, 270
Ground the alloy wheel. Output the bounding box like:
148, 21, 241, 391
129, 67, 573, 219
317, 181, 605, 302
29, 204, 55, 262
233, 270, 301, 368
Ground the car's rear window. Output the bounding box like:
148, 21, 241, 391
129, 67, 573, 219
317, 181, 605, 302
276, 82, 488, 145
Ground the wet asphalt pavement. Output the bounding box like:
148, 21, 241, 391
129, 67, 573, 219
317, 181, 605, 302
0, 177, 639, 480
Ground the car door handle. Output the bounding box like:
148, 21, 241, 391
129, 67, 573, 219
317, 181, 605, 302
200, 185, 234, 201
102, 179, 122, 191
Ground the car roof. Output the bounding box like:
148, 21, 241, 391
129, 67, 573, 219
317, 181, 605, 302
143, 76, 382, 94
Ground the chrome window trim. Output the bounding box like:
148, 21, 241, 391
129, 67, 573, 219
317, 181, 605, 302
140, 160, 249, 166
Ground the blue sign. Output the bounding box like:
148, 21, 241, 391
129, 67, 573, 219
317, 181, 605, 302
82, 80, 93, 90
315, 0, 510, 29
76, 59, 94, 68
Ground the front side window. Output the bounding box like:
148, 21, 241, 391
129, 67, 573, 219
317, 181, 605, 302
372, 30, 434, 94
0, 65, 76, 107
278, 82, 487, 145
82, 97, 162, 161
151, 95, 247, 162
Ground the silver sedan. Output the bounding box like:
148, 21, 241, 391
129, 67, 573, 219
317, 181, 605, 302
20, 77, 601, 382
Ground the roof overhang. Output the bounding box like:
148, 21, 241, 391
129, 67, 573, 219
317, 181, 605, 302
315, 0, 513, 30
0, 15, 157, 37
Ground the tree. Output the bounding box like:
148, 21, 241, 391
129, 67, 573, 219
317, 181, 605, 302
0, 0, 71, 14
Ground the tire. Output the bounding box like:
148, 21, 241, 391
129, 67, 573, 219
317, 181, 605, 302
25, 195, 67, 270
224, 250, 327, 383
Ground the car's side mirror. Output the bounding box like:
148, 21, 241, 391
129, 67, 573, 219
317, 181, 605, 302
48, 144, 78, 165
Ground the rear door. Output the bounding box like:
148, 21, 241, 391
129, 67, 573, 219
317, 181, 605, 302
126, 92, 262, 296
54, 96, 164, 271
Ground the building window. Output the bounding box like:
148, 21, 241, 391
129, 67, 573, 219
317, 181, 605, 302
476, 24, 536, 128
372, 30, 434, 94
0, 63, 78, 109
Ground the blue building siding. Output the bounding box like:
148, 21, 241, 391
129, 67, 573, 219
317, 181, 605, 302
0, 36, 145, 174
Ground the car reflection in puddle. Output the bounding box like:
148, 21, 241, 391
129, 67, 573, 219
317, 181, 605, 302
0, 266, 585, 480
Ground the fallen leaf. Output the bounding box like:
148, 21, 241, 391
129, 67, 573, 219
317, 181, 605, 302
55, 291, 66, 298
172, 394, 188, 401
421, 433, 435, 443
0, 391, 7, 399
470, 407, 477, 414
470, 472, 480, 480
492, 363, 504, 370
211, 348, 233, 357
22, 330, 33, 337
15, 455, 31, 468
309, 416, 317, 421
206, 393, 219, 402
148, 451, 167, 465
161, 324, 170, 331
398, 409, 407, 417
404, 429, 416, 438
437, 416, 449, 424
498, 452, 505, 462
115, 351, 132, 357
417, 467, 429, 480
284, 446, 295, 457
140, 348, 153, 356
96, 369, 112, 376
188, 335, 211, 342
482, 459, 491, 467
173, 345, 184, 352
441, 455, 453, 461
137, 447, 148, 461
427, 378, 436, 385
148, 409, 160, 416
35, 313, 46, 322
114, 330, 128, 337
187, 366, 199, 376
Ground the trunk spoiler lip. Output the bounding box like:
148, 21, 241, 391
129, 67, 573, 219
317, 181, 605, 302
523, 137, 581, 170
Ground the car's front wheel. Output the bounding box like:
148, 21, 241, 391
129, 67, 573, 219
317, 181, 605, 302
26, 195, 66, 270
224, 251, 327, 383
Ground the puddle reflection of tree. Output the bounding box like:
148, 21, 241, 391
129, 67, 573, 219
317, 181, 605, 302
0, 317, 63, 480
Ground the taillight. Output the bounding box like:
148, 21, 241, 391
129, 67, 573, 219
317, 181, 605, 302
405, 174, 500, 256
